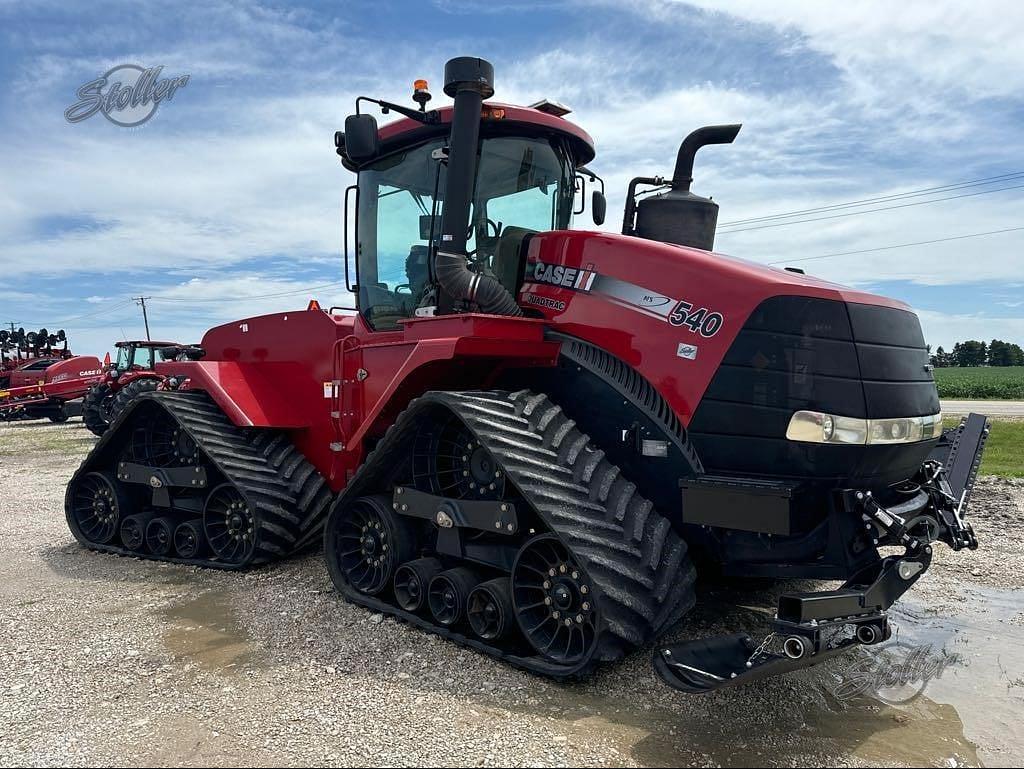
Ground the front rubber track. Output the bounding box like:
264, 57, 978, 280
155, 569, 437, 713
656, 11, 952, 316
81, 384, 112, 437
65, 390, 333, 570
325, 389, 697, 678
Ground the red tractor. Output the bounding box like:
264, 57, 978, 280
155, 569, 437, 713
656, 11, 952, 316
81, 340, 182, 436
66, 58, 988, 693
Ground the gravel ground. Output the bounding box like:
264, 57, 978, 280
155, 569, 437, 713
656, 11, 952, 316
1, 420, 1022, 767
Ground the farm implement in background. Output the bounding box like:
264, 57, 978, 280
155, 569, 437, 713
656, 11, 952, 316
0, 355, 104, 423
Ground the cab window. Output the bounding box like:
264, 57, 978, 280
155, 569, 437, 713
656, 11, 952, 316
356, 135, 574, 331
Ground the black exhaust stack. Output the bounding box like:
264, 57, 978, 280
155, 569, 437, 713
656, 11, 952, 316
435, 57, 522, 317
625, 124, 741, 251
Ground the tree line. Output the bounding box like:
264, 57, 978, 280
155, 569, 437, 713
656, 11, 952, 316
929, 339, 1024, 368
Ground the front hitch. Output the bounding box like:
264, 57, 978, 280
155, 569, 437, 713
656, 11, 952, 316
654, 413, 989, 694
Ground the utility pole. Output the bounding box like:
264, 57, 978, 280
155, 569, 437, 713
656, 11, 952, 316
132, 297, 152, 341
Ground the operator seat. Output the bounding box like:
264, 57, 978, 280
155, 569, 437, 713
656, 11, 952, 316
491, 226, 536, 293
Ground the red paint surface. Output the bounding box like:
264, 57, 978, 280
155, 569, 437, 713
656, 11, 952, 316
157, 309, 557, 490
522, 230, 910, 424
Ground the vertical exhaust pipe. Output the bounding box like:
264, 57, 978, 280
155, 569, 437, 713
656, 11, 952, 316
434, 57, 522, 317
670, 124, 742, 192
626, 123, 741, 251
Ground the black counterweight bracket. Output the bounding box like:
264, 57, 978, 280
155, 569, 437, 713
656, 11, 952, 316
392, 487, 519, 535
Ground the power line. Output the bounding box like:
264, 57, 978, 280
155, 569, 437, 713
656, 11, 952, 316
717, 182, 1024, 235
768, 225, 1024, 266
718, 171, 1024, 228
148, 281, 347, 303
16, 299, 135, 328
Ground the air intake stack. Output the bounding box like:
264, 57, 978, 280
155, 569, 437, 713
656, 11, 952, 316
625, 124, 741, 251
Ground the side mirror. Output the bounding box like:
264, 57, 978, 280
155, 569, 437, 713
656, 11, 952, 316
592, 190, 607, 226
343, 114, 380, 161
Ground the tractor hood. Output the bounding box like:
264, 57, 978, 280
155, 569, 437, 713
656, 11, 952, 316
519, 230, 934, 463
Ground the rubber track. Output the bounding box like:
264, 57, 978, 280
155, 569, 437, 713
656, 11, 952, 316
328, 389, 696, 676
80, 384, 111, 437
65, 390, 332, 570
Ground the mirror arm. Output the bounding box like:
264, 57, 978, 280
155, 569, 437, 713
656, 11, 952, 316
356, 96, 441, 125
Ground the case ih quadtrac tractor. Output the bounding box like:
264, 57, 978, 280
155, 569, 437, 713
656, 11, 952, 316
82, 340, 182, 436
66, 58, 988, 692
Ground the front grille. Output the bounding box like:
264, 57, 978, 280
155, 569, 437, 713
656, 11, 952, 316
689, 295, 938, 487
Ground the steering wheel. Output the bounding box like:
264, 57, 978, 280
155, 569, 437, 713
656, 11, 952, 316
466, 218, 503, 264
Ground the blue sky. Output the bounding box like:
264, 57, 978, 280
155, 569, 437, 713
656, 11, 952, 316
1, 0, 1022, 356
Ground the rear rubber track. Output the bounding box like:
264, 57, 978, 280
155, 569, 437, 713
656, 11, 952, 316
65, 390, 333, 569
326, 389, 697, 678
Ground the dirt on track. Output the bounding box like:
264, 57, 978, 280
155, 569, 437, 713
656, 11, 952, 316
2, 420, 1023, 768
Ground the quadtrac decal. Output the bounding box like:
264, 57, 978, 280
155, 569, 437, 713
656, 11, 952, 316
524, 260, 725, 338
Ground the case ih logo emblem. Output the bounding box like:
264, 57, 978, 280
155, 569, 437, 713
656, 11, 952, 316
531, 261, 596, 291
65, 64, 190, 127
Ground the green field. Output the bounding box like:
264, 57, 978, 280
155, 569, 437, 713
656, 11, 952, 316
933, 366, 1024, 400
945, 418, 1023, 478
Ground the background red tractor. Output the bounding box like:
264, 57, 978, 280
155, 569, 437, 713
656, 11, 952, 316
81, 340, 181, 436
65, 58, 988, 694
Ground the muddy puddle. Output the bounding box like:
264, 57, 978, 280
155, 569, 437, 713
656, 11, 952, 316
537, 586, 1023, 767
162, 591, 256, 673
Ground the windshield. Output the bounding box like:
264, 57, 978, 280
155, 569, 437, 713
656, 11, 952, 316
115, 345, 155, 370
356, 135, 574, 330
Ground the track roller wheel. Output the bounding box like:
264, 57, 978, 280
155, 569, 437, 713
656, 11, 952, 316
468, 578, 515, 642
203, 484, 256, 565
428, 567, 478, 627
173, 519, 206, 559
68, 471, 128, 545
125, 412, 199, 469
413, 415, 506, 500
394, 557, 443, 612
145, 516, 175, 556
329, 495, 416, 596
120, 512, 154, 551
512, 534, 599, 666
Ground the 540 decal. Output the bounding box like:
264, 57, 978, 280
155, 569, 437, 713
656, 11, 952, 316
668, 300, 723, 337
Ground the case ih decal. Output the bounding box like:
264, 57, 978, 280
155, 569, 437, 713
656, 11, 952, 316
525, 260, 724, 336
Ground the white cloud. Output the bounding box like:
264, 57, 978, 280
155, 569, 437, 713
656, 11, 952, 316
667, 1, 1024, 103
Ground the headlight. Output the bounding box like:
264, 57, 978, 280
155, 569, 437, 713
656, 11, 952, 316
786, 410, 942, 445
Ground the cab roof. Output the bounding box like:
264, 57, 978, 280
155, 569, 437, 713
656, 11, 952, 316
115, 340, 179, 348
347, 102, 596, 170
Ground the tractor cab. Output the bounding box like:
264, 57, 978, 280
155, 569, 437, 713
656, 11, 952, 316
337, 67, 604, 331
110, 340, 177, 376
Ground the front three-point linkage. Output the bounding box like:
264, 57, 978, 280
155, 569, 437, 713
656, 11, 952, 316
654, 494, 936, 693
